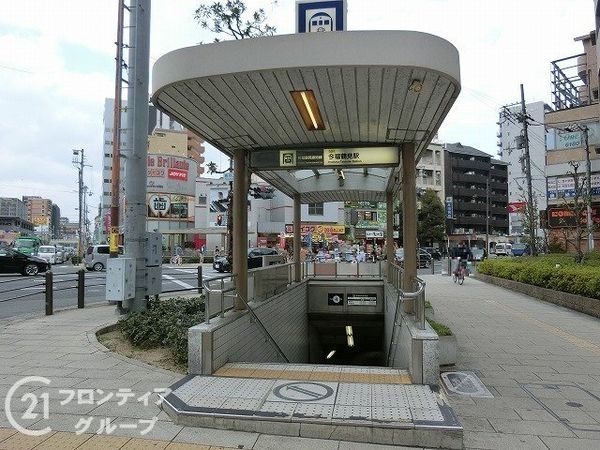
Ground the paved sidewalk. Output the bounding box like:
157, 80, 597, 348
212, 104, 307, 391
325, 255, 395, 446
423, 273, 600, 450
1, 274, 599, 449
0, 305, 416, 449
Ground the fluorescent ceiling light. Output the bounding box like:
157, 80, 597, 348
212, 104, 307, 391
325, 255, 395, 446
291, 90, 325, 131
347, 335, 354, 347
326, 350, 336, 359
345, 325, 353, 335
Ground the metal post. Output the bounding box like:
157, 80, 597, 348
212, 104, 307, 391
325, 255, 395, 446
583, 127, 595, 251
123, 0, 151, 312
197, 265, 203, 294
45, 271, 53, 315
77, 269, 85, 308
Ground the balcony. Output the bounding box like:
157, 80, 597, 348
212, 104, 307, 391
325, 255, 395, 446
452, 158, 489, 171
551, 52, 598, 111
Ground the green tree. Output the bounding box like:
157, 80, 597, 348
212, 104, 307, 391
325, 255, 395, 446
194, 0, 277, 41
417, 189, 445, 247
195, 1, 277, 259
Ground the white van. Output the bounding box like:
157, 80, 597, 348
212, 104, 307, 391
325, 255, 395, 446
38, 245, 60, 264
84, 244, 123, 271
494, 243, 512, 256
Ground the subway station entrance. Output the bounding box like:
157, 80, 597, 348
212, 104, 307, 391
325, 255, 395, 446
152, 29, 462, 448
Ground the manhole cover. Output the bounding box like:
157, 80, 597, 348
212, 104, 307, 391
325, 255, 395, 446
441, 371, 493, 398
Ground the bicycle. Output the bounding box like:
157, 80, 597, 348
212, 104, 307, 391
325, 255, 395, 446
452, 260, 467, 285
170, 255, 182, 265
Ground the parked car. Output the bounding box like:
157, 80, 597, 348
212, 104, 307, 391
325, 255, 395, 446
213, 247, 283, 273
494, 243, 512, 256
471, 247, 486, 261
394, 248, 432, 268
38, 245, 61, 265
0, 246, 49, 276
84, 244, 123, 271
421, 247, 442, 260
511, 243, 530, 256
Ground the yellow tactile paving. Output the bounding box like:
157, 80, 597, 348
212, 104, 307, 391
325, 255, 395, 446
213, 364, 412, 384
75, 434, 131, 450
120, 438, 169, 449
164, 443, 212, 449
280, 370, 313, 380
309, 371, 340, 382
0, 430, 57, 450
32, 431, 93, 450
251, 369, 285, 378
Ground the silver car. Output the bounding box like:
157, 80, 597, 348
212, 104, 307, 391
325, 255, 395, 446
84, 244, 123, 271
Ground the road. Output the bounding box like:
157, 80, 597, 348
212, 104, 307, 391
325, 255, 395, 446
0, 260, 447, 320
0, 263, 222, 320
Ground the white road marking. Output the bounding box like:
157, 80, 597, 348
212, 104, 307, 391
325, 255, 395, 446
162, 274, 195, 289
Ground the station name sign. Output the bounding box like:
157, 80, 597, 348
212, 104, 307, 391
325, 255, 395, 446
250, 147, 399, 169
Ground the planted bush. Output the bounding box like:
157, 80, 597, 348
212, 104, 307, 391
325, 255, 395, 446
477, 255, 600, 299
119, 296, 205, 365
427, 318, 452, 336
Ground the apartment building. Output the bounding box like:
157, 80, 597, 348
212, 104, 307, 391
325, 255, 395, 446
544, 30, 600, 251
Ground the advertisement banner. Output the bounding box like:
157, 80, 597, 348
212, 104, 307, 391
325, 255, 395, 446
547, 204, 600, 228
284, 223, 345, 235
445, 197, 453, 219
507, 202, 526, 214
146, 154, 196, 196
147, 194, 190, 219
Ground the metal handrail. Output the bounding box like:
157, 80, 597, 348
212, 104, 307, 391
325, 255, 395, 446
398, 277, 427, 330
234, 292, 289, 363
202, 274, 236, 324
201, 272, 289, 363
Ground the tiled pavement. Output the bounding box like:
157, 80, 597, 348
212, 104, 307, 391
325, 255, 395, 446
1, 273, 600, 448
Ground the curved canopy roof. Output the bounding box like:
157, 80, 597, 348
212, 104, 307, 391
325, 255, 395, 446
151, 30, 460, 203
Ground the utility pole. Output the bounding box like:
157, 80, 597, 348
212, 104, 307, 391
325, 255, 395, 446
72, 149, 85, 262
519, 84, 538, 256
485, 176, 490, 255
110, 0, 126, 258
581, 126, 594, 251
122, 0, 151, 313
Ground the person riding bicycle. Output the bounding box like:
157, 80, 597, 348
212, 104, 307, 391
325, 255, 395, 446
452, 243, 471, 277
173, 244, 183, 265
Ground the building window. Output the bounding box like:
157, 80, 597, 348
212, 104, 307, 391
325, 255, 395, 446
308, 202, 323, 215
198, 196, 207, 205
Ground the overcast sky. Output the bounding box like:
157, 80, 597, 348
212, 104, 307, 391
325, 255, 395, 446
0, 0, 594, 222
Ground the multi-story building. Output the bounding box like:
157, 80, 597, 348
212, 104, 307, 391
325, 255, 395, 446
444, 143, 509, 251
0, 197, 34, 244
498, 101, 551, 236
22, 196, 54, 241
544, 30, 600, 251
416, 140, 445, 204
98, 99, 205, 243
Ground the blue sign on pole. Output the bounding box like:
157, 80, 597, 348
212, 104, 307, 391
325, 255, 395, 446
445, 197, 454, 219
296, 0, 347, 33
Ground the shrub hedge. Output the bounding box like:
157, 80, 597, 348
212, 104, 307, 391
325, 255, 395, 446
477, 254, 600, 300
119, 295, 205, 365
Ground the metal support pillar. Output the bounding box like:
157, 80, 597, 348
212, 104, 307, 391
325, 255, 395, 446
233, 148, 247, 310
402, 143, 417, 313
386, 190, 394, 276
122, 0, 151, 312
293, 194, 301, 282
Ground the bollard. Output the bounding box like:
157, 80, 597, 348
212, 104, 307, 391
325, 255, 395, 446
77, 269, 85, 308
197, 265, 203, 294
45, 271, 53, 315
431, 258, 435, 275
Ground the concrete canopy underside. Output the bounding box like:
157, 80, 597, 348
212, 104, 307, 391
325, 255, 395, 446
152, 30, 460, 202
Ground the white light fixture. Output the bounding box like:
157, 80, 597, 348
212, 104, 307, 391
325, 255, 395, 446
345, 325, 354, 348
326, 350, 336, 359
290, 90, 325, 130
